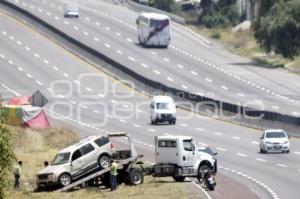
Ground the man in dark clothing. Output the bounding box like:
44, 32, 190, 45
13, 161, 22, 189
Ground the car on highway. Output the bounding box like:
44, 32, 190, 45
259, 129, 290, 154
64, 5, 79, 18
150, 95, 176, 125
36, 135, 114, 188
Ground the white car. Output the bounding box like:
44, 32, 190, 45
259, 129, 290, 153
36, 135, 114, 188
150, 95, 176, 125
64, 5, 79, 18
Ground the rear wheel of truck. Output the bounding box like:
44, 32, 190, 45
129, 169, 144, 185
172, 176, 186, 182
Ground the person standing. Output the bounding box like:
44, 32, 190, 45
110, 159, 118, 191
13, 161, 22, 189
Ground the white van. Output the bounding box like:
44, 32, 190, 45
136, 12, 170, 48
150, 95, 176, 125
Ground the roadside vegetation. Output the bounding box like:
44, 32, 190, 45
4, 126, 189, 199
142, 0, 300, 72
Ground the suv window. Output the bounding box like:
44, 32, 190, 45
94, 137, 109, 147
183, 139, 195, 151
71, 149, 82, 161
80, 143, 95, 156
158, 140, 177, 148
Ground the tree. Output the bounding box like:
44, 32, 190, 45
0, 98, 16, 198
150, 0, 176, 12
254, 0, 300, 58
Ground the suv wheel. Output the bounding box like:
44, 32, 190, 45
59, 173, 72, 187
98, 155, 110, 169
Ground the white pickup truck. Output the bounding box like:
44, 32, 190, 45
152, 135, 217, 182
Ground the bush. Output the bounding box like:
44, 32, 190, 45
150, 0, 176, 12
210, 31, 221, 39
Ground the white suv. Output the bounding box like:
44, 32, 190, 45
259, 129, 290, 154
36, 135, 114, 188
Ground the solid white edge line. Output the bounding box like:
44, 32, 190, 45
191, 181, 212, 199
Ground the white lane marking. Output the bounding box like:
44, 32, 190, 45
104, 43, 111, 48
86, 87, 93, 92
133, 124, 141, 128
205, 78, 213, 83
221, 85, 228, 90
53, 66, 59, 71
153, 70, 160, 75
148, 128, 156, 132
55, 16, 59, 21
46, 12, 51, 16
25, 46, 30, 51
94, 37, 99, 41
26, 73, 32, 78
181, 85, 188, 89
271, 106, 279, 110
38, 8, 43, 12
105, 27, 111, 31
190, 71, 198, 75
116, 50, 123, 54
35, 80, 42, 85
167, 77, 174, 82
0, 54, 5, 59
126, 38, 133, 42
294, 151, 300, 155
232, 136, 241, 140
81, 105, 88, 109
111, 99, 117, 103
106, 114, 113, 118
196, 128, 205, 132
198, 142, 208, 146
84, 16, 90, 21
63, 73, 69, 77
256, 158, 267, 162
96, 22, 100, 26
93, 110, 100, 114
216, 147, 227, 152
141, 63, 149, 68
30, 5, 34, 9
151, 51, 157, 55
163, 57, 170, 62
276, 163, 287, 168
292, 112, 300, 116
119, 119, 127, 123
17, 40, 22, 45
115, 32, 121, 36
83, 31, 89, 36
236, 153, 248, 157
64, 21, 69, 25
237, 93, 245, 97
180, 123, 187, 127
128, 56, 136, 62
191, 181, 212, 199
8, 60, 13, 65
17, 67, 23, 71
73, 26, 79, 30
213, 132, 222, 136
70, 100, 76, 105
43, 59, 49, 64
73, 80, 80, 85
177, 64, 184, 69
34, 53, 40, 58
9, 36, 14, 40
2, 31, 7, 36
251, 141, 259, 145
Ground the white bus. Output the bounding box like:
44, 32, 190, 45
136, 12, 170, 48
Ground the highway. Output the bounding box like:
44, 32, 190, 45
1, 1, 300, 199
6, 0, 300, 118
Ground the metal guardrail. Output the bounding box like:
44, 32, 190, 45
1, 0, 300, 127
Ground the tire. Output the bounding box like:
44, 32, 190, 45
197, 164, 211, 183
286, 150, 290, 153
58, 173, 72, 187
98, 155, 110, 169
172, 176, 185, 182
168, 121, 172, 125
129, 169, 144, 185
151, 120, 154, 125
173, 120, 176, 125
260, 148, 264, 154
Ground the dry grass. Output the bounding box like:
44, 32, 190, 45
189, 25, 300, 71
4, 126, 188, 199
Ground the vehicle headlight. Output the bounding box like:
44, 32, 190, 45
48, 173, 56, 181
266, 141, 272, 145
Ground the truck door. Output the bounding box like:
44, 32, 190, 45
181, 139, 196, 167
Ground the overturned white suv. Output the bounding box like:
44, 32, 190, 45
36, 135, 114, 188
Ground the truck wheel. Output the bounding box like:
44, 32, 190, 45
172, 176, 185, 182
59, 173, 72, 187
129, 169, 144, 185
197, 164, 211, 183
98, 155, 110, 169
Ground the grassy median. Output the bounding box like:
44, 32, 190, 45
5, 126, 188, 199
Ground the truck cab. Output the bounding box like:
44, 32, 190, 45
154, 136, 216, 181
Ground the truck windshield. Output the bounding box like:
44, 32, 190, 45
51, 152, 70, 165
183, 140, 195, 151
